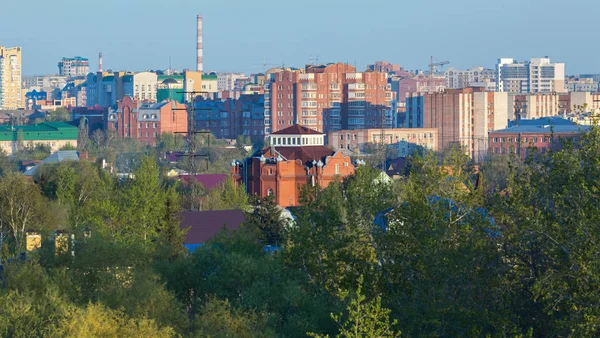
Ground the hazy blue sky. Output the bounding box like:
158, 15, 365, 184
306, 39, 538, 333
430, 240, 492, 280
1, 0, 598, 76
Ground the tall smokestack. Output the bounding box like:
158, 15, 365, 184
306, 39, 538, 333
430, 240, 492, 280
99, 52, 103, 72
196, 15, 203, 73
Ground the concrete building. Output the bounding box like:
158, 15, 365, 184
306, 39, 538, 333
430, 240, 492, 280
496, 57, 565, 93
264, 63, 393, 135
406, 88, 509, 159
217, 72, 245, 91
232, 125, 355, 208
0, 46, 23, 110
509, 93, 561, 120
106, 96, 187, 146
565, 77, 598, 92
201, 73, 218, 93
123, 72, 158, 102
445, 66, 496, 90
86, 71, 160, 107
0, 122, 78, 154
393, 75, 446, 103
58, 57, 89, 78
22, 75, 68, 92
328, 128, 438, 157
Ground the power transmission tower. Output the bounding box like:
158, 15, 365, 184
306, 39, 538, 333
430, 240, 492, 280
172, 91, 212, 210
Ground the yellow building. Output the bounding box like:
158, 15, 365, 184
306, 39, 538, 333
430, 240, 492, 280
0, 46, 23, 110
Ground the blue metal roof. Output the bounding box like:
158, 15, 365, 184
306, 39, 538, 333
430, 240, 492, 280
494, 124, 589, 134
508, 117, 572, 127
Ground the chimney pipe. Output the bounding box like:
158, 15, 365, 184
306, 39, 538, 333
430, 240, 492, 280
197, 15, 203, 73
99, 52, 103, 72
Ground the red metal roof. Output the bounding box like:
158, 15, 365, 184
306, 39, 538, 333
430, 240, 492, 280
178, 174, 227, 190
261, 146, 336, 165
179, 210, 246, 244
270, 124, 322, 135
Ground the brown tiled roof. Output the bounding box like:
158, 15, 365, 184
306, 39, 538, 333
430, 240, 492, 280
270, 124, 322, 135
179, 210, 245, 244
261, 146, 336, 165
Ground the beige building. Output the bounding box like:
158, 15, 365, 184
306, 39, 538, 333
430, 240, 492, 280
0, 46, 23, 110
473, 92, 509, 161
328, 128, 438, 157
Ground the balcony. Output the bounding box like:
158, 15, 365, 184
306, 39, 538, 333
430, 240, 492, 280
301, 83, 318, 91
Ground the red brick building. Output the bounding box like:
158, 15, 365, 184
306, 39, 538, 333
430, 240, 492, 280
232, 125, 355, 207
489, 123, 588, 160
264, 63, 393, 135
106, 96, 187, 145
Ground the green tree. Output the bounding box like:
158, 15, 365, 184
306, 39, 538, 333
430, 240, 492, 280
309, 276, 400, 338
246, 195, 285, 246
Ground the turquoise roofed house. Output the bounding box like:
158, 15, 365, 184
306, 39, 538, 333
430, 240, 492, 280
0, 122, 78, 155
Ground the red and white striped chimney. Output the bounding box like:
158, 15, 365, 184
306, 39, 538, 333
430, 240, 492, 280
196, 15, 203, 73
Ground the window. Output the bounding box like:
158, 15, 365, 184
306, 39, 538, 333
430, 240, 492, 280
267, 188, 274, 196
268, 168, 273, 175
340, 144, 344, 149
335, 164, 340, 175
340, 135, 343, 140
153, 123, 157, 129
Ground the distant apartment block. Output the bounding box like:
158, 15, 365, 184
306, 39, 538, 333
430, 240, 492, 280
496, 57, 565, 93
489, 120, 587, 160
565, 77, 598, 92
58, 57, 89, 78
328, 128, 438, 157
201, 73, 218, 93
406, 88, 509, 160
22, 75, 68, 92
217, 72, 245, 91
445, 67, 496, 90
105, 96, 187, 146
0, 46, 23, 110
264, 63, 393, 135
194, 94, 265, 142
391, 75, 446, 103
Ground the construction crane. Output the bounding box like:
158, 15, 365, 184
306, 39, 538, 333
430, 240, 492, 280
429, 56, 449, 77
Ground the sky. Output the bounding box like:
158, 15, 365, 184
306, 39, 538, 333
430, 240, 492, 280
1, 0, 599, 76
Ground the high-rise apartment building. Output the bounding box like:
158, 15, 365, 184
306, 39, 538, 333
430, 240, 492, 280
0, 46, 23, 110
496, 57, 565, 93
217, 72, 245, 91
406, 88, 508, 160
58, 57, 89, 78
445, 66, 496, 90
264, 63, 393, 135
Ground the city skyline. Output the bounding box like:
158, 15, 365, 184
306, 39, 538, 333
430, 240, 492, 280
2, 0, 599, 76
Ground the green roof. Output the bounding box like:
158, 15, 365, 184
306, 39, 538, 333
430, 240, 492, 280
102, 76, 114, 82
0, 122, 78, 142
158, 75, 184, 81
202, 74, 217, 80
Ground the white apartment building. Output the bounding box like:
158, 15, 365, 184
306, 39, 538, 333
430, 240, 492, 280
217, 72, 245, 91
496, 57, 565, 93
58, 57, 89, 78
123, 72, 158, 102
22, 75, 68, 92
566, 77, 598, 92
445, 66, 496, 90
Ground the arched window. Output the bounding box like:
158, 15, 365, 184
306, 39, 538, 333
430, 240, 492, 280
267, 188, 274, 196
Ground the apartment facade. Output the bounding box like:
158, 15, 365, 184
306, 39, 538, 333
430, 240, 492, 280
264, 63, 393, 135
496, 57, 565, 93
445, 66, 496, 90
58, 57, 89, 78
106, 96, 187, 146
328, 128, 438, 157
406, 88, 509, 159
217, 72, 245, 91
0, 46, 23, 110
489, 124, 588, 160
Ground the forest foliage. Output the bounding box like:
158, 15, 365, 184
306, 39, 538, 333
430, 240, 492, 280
0, 126, 599, 337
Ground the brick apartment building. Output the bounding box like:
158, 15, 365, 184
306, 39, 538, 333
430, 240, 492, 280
489, 123, 588, 160
194, 94, 265, 142
232, 125, 355, 208
328, 128, 438, 157
264, 63, 393, 135
106, 96, 187, 146
406, 88, 508, 160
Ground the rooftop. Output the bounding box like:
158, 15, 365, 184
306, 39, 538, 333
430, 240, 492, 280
508, 117, 572, 127
180, 209, 246, 245
270, 124, 322, 135
493, 124, 589, 134
261, 146, 336, 166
